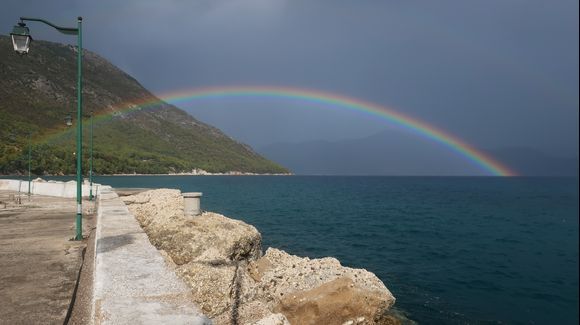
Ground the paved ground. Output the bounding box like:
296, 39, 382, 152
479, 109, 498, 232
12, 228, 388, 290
67, 228, 95, 325
0, 190, 95, 325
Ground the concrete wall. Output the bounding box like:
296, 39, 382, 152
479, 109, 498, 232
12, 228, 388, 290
0, 179, 99, 198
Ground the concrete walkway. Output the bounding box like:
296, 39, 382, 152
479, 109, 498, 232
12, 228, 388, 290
0, 190, 92, 325
93, 186, 210, 324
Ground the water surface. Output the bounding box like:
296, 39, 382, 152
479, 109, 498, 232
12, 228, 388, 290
9, 175, 578, 324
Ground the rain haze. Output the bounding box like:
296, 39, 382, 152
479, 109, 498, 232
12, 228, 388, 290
2, 0, 578, 175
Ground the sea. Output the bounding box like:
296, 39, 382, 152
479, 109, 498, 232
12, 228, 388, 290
9, 175, 580, 324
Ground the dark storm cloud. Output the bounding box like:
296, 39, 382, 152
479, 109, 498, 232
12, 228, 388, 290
2, 0, 578, 161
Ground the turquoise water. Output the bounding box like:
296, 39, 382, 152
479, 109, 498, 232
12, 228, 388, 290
12, 175, 580, 324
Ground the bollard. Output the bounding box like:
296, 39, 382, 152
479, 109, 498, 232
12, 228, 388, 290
183, 192, 203, 217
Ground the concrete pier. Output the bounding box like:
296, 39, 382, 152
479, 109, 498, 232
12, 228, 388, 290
0, 190, 93, 324
0, 179, 210, 324
93, 186, 210, 324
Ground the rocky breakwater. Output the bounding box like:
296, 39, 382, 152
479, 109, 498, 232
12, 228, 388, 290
121, 189, 398, 325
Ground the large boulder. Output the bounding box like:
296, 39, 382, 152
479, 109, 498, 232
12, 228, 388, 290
276, 277, 399, 325
177, 261, 238, 316
121, 189, 184, 230
248, 248, 396, 325
122, 189, 262, 265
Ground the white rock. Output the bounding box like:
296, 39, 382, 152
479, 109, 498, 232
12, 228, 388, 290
251, 313, 290, 325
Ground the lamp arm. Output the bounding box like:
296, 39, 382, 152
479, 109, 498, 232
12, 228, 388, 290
20, 17, 78, 35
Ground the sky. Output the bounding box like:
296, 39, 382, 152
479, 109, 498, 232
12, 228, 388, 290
1, 1, 578, 166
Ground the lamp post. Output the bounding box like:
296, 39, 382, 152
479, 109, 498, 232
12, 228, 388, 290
27, 132, 31, 197
11, 17, 84, 240
64, 113, 74, 175
89, 110, 94, 201
89, 111, 94, 201
65, 113, 73, 127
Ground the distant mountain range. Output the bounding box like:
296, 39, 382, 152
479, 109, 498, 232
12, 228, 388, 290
0, 35, 288, 175
486, 147, 578, 177
258, 130, 578, 176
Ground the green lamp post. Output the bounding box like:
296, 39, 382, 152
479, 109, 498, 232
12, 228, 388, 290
27, 132, 31, 197
65, 113, 73, 127
89, 110, 94, 201
11, 17, 84, 240
89, 111, 95, 201
63, 112, 73, 175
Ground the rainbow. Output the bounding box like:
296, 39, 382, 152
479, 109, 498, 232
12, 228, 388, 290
47, 86, 518, 176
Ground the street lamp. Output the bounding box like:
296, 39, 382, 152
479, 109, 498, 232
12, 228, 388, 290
64, 113, 74, 176
89, 110, 94, 201
11, 16, 84, 240
65, 113, 73, 127
27, 132, 32, 197
10, 22, 31, 54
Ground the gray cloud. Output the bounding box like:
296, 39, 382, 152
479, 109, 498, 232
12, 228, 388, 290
2, 0, 578, 165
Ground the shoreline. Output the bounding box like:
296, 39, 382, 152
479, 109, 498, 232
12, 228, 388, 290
0, 173, 293, 177
108, 172, 294, 176
121, 188, 402, 324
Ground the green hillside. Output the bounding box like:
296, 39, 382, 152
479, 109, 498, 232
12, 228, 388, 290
0, 35, 289, 175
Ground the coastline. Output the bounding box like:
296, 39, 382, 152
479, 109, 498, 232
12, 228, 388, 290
121, 188, 401, 324
1, 172, 294, 177
108, 172, 294, 176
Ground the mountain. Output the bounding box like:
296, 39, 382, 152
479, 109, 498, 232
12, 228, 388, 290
258, 130, 483, 176
487, 147, 578, 177
258, 130, 578, 176
0, 35, 288, 175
